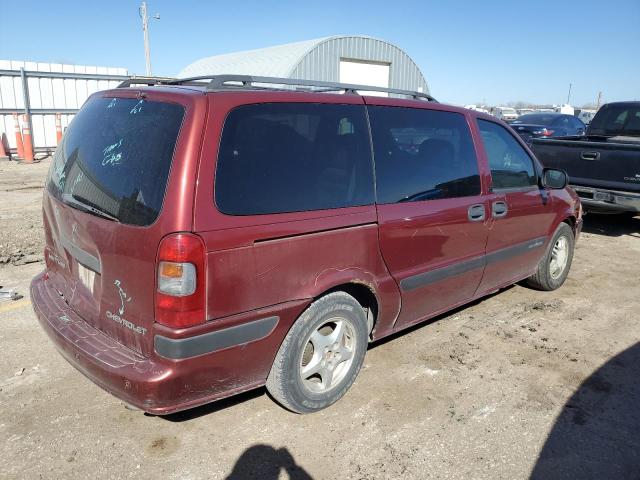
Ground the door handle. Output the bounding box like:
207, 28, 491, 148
492, 201, 508, 218
580, 151, 600, 161
468, 204, 485, 222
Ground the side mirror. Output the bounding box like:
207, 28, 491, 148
541, 168, 568, 189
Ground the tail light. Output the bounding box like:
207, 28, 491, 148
533, 128, 554, 137
155, 233, 206, 328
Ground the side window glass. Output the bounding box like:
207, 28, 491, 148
614, 111, 628, 127
368, 107, 481, 204
215, 103, 374, 215
477, 120, 537, 190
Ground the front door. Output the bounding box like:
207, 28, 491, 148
474, 119, 554, 293
368, 104, 490, 329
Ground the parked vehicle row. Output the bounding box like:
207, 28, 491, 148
469, 105, 594, 130
531, 101, 640, 214
31, 76, 581, 415
491, 106, 518, 122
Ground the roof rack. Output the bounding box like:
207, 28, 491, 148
117, 74, 437, 101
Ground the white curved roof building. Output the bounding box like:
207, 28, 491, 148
178, 35, 430, 95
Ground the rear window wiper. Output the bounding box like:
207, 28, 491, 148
61, 194, 120, 223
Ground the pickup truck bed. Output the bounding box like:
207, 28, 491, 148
531, 102, 640, 213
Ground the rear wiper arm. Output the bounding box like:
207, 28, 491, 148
61, 194, 120, 222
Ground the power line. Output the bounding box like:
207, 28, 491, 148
139, 2, 160, 76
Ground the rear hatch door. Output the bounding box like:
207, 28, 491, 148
42, 91, 197, 355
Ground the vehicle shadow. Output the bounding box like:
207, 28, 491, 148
225, 444, 313, 479
581, 213, 640, 238
530, 342, 640, 479
153, 388, 266, 422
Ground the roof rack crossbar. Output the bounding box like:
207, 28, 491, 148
116, 74, 436, 101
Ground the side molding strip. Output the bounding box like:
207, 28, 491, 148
400, 236, 547, 292
401, 256, 485, 292
155, 316, 279, 360
485, 236, 546, 265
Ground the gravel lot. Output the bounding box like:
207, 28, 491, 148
1, 157, 639, 479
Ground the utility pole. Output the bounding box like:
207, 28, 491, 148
596, 91, 603, 110
139, 2, 160, 76
566, 83, 572, 105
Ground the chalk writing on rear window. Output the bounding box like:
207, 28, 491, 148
129, 100, 144, 115
102, 139, 123, 166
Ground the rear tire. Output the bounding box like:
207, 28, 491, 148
266, 292, 368, 414
526, 222, 575, 291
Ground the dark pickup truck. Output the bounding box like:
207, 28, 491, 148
531, 101, 640, 213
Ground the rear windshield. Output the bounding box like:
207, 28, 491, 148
47, 97, 184, 226
589, 104, 640, 136
512, 114, 558, 125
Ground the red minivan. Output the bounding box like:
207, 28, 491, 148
31, 76, 582, 414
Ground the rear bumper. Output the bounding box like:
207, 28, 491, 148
30, 272, 305, 414
572, 185, 640, 213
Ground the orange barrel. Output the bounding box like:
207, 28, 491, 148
0, 132, 10, 160
21, 114, 34, 163
13, 113, 24, 159
55, 113, 63, 144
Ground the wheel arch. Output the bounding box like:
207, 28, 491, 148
563, 215, 577, 232
316, 281, 379, 338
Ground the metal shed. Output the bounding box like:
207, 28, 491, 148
178, 35, 429, 95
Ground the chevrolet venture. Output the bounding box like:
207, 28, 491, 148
31, 75, 582, 414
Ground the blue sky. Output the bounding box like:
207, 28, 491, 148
1, 0, 638, 106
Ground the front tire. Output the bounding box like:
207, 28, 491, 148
266, 292, 368, 414
526, 222, 575, 291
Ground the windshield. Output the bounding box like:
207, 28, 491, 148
589, 104, 640, 136
47, 97, 185, 226
512, 114, 558, 125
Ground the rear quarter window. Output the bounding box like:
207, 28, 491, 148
47, 97, 185, 226
214, 103, 375, 215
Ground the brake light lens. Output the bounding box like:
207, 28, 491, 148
155, 233, 206, 328
533, 128, 554, 137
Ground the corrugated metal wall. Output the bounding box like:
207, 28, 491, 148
290, 36, 429, 94
0, 61, 127, 149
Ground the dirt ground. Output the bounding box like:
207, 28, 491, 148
1, 157, 639, 480
0, 158, 49, 266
